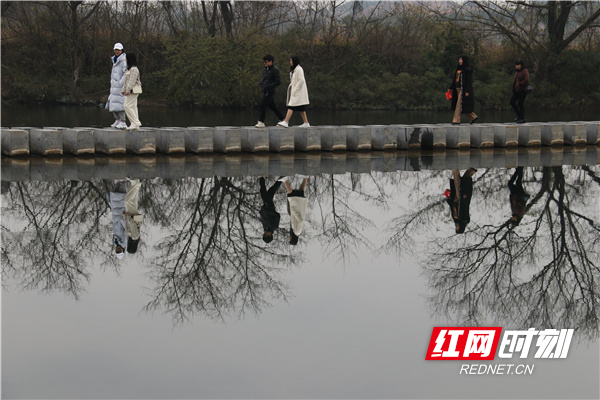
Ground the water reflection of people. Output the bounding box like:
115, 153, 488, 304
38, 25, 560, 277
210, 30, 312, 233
259, 177, 282, 243
446, 168, 476, 233
508, 167, 529, 225
284, 176, 308, 245
124, 178, 143, 253
107, 179, 128, 259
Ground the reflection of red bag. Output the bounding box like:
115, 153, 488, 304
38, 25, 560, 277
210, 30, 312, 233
445, 90, 453, 100
444, 189, 451, 199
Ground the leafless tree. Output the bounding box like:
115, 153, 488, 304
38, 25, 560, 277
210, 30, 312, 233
31, 1, 101, 89
426, 1, 600, 77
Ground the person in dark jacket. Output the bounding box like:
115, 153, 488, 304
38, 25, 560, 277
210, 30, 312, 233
255, 54, 285, 128
449, 55, 478, 125
510, 60, 530, 124
446, 168, 477, 233
259, 177, 283, 243
508, 167, 529, 225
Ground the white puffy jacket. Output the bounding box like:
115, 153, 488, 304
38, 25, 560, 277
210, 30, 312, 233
106, 53, 127, 112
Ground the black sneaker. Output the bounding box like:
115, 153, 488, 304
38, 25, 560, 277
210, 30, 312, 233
470, 117, 479, 124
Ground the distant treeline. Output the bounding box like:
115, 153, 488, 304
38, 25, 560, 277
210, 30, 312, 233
2, 1, 600, 110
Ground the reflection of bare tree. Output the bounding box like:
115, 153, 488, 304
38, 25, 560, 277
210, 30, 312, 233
311, 173, 385, 263
582, 165, 600, 253
143, 172, 393, 322
1, 180, 110, 298
143, 177, 299, 323
386, 166, 600, 339
143, 172, 393, 321
1, 176, 300, 323
384, 170, 451, 259
1, 173, 385, 323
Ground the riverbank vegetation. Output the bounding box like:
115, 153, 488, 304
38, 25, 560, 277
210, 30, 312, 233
2, 1, 600, 111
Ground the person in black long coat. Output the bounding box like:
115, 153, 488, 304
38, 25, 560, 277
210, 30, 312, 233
449, 55, 478, 125
446, 168, 477, 234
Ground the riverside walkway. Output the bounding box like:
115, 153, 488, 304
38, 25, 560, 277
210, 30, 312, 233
1, 121, 599, 157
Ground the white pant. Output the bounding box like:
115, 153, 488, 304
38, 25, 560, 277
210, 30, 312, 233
125, 179, 141, 214
124, 179, 142, 240
124, 94, 141, 127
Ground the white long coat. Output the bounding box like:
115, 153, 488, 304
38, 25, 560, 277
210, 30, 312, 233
106, 53, 127, 112
287, 196, 308, 235
286, 65, 310, 107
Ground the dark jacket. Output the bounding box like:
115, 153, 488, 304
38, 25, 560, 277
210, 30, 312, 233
259, 65, 282, 93
513, 68, 530, 93
450, 66, 475, 114
509, 180, 529, 218
260, 204, 280, 232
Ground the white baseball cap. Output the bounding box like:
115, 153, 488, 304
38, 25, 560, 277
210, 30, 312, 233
114, 43, 124, 50
116, 252, 125, 259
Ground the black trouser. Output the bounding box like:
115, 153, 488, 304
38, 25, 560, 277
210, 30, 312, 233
259, 91, 284, 122
260, 177, 281, 204
508, 167, 527, 196
508, 166, 523, 186
510, 90, 527, 119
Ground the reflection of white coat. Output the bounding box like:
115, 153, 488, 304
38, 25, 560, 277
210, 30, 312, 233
287, 196, 308, 235
124, 179, 143, 240
106, 53, 127, 112
286, 65, 309, 107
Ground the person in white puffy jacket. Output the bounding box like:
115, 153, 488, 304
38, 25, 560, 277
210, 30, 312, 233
277, 56, 310, 128
106, 179, 128, 259
106, 43, 128, 129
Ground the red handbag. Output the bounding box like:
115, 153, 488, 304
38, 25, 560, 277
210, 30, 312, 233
445, 90, 453, 100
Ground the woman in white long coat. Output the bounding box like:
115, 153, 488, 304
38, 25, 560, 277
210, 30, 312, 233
121, 53, 142, 130
106, 43, 128, 129
282, 176, 309, 245
277, 56, 310, 128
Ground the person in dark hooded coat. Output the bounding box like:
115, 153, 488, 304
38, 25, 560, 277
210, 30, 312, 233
449, 55, 478, 125
446, 168, 477, 234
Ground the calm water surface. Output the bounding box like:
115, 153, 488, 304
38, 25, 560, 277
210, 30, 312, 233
2, 164, 599, 399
